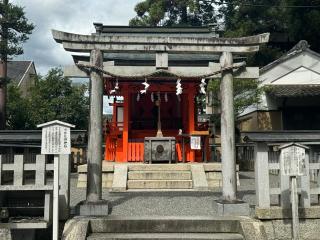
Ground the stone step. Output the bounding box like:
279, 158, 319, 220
127, 180, 193, 189
89, 217, 240, 233
128, 171, 192, 180
87, 233, 244, 240
128, 164, 191, 172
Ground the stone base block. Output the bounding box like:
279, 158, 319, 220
214, 200, 250, 216
77, 200, 110, 216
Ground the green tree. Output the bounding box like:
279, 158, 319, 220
207, 78, 264, 126
0, 0, 34, 129
286, 0, 320, 53
6, 84, 31, 129
129, 0, 217, 26
6, 68, 89, 130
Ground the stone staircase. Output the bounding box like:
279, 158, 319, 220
86, 216, 244, 240
127, 164, 193, 190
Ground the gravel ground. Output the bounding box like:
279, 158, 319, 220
69, 171, 257, 217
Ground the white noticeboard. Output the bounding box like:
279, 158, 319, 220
280, 145, 307, 176
38, 120, 74, 155
190, 136, 201, 150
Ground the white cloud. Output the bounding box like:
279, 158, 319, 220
11, 0, 140, 75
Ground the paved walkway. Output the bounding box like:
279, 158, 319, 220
70, 171, 257, 216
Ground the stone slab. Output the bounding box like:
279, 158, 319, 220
62, 218, 89, 240
128, 171, 191, 180
127, 180, 193, 189
203, 163, 239, 172
87, 232, 244, 240
214, 200, 250, 216
191, 164, 209, 190
89, 216, 241, 233
78, 201, 110, 216
112, 164, 128, 192
208, 179, 222, 188
78, 163, 114, 173
262, 219, 320, 240
238, 217, 268, 240
128, 164, 190, 171
256, 206, 320, 219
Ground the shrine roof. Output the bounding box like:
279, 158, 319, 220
93, 23, 219, 37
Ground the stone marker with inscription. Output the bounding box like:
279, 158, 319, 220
279, 142, 309, 240
37, 120, 75, 240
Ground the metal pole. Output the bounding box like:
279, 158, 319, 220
87, 49, 103, 202
53, 154, 59, 240
220, 52, 237, 201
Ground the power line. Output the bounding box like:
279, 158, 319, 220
205, 1, 320, 8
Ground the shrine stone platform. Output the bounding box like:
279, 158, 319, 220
76, 162, 240, 192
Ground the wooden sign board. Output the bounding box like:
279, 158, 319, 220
38, 120, 75, 155
190, 136, 201, 150
280, 145, 307, 176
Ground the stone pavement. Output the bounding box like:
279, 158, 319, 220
70, 171, 256, 216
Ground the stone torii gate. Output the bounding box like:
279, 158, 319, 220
52, 27, 269, 215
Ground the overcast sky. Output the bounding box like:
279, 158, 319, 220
12, 0, 141, 75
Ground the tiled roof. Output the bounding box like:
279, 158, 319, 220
265, 84, 320, 97
6, 61, 34, 84
260, 40, 320, 74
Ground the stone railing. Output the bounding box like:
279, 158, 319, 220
255, 142, 320, 219
0, 154, 70, 228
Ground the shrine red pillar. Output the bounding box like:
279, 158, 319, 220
187, 84, 196, 162
122, 84, 130, 162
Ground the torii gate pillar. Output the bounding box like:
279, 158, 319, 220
87, 49, 103, 202
220, 52, 237, 201
214, 51, 250, 216
79, 49, 109, 216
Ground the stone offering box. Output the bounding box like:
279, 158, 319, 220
144, 137, 176, 163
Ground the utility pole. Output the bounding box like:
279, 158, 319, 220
0, 0, 8, 129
